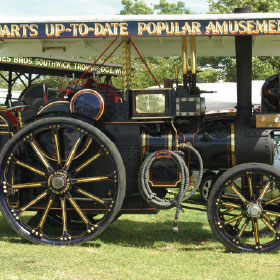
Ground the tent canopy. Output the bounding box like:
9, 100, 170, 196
0, 13, 279, 57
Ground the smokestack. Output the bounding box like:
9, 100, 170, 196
234, 7, 253, 125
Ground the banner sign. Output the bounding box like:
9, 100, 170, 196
0, 19, 279, 39
0, 57, 123, 75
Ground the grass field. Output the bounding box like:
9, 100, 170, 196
0, 206, 280, 280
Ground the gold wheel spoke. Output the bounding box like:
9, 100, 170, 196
221, 195, 240, 201
257, 181, 271, 202
231, 182, 248, 205
11, 164, 15, 185
237, 218, 250, 239
30, 141, 54, 174
223, 207, 235, 215
252, 219, 260, 245
12, 181, 46, 189
264, 210, 280, 218
63, 134, 83, 172
75, 187, 106, 205
60, 196, 68, 234
265, 195, 280, 206
74, 176, 110, 184
15, 160, 46, 177
38, 193, 56, 230
262, 215, 277, 235
73, 151, 102, 175
224, 214, 244, 225
220, 201, 242, 209
53, 130, 62, 167
235, 211, 245, 228
19, 190, 49, 213
248, 177, 253, 199
66, 193, 90, 225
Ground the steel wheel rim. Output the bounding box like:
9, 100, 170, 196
0, 118, 124, 245
211, 168, 280, 252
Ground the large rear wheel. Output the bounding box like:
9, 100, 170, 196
0, 117, 125, 245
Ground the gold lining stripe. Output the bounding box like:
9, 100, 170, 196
148, 173, 181, 187
168, 131, 172, 150
37, 101, 69, 115
141, 131, 147, 159
132, 88, 172, 91
131, 116, 173, 120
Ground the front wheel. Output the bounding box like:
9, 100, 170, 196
208, 163, 280, 253
0, 117, 126, 245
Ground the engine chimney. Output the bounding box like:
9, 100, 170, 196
234, 7, 253, 125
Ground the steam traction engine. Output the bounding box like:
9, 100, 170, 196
0, 10, 280, 253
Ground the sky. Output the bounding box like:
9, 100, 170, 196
0, 0, 209, 17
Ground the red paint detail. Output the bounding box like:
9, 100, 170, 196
156, 150, 172, 160
3, 112, 17, 125
130, 38, 161, 88
73, 37, 118, 86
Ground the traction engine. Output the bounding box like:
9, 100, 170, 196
0, 9, 280, 253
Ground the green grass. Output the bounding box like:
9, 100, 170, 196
0, 208, 280, 280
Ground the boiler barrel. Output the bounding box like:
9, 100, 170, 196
141, 124, 274, 170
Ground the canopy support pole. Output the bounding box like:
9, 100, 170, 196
122, 38, 131, 101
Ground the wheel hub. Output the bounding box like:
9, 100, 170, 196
246, 203, 262, 218
51, 176, 66, 190
48, 171, 71, 194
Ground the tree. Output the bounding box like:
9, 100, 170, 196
204, 0, 280, 82
208, 0, 280, 13
118, 0, 191, 87
120, 0, 190, 15
120, 0, 153, 14
154, 0, 190, 14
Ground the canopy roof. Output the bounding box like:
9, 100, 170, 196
0, 13, 280, 57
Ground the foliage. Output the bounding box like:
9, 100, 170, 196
0, 72, 26, 91
120, 0, 190, 15
34, 75, 69, 88
118, 0, 191, 88
199, 57, 277, 82
208, 0, 280, 13
198, 68, 219, 83
205, 0, 280, 82
120, 0, 153, 15
154, 0, 190, 14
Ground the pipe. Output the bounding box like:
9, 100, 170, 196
182, 37, 188, 75
190, 37, 197, 92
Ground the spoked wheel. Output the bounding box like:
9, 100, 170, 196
199, 172, 216, 202
0, 117, 126, 245
208, 163, 280, 253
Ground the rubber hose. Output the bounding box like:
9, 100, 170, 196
138, 150, 189, 209
181, 144, 203, 201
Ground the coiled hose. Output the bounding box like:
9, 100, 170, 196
138, 144, 203, 232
